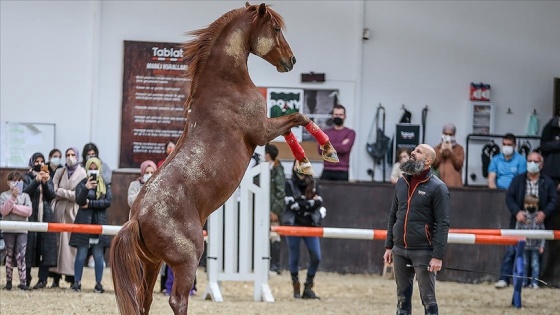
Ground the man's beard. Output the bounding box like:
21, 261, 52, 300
400, 158, 426, 175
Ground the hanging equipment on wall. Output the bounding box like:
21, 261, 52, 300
421, 105, 429, 143
481, 139, 500, 178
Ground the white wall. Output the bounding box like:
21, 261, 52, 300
359, 1, 560, 181
0, 0, 96, 155
1, 1, 559, 182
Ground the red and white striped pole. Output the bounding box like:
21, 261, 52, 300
0, 221, 121, 235
270, 226, 557, 245
1, 221, 558, 245
0, 221, 209, 237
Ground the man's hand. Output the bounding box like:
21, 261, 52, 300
535, 211, 546, 224
342, 138, 350, 145
515, 211, 526, 223
428, 258, 442, 272
383, 249, 393, 265
270, 212, 278, 222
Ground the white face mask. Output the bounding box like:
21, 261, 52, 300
66, 156, 78, 167
527, 161, 540, 174
502, 145, 514, 156
143, 173, 152, 182
50, 157, 61, 166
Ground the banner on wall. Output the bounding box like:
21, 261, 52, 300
119, 40, 188, 168
258, 87, 338, 143
394, 124, 420, 157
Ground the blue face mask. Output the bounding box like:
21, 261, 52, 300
527, 161, 540, 174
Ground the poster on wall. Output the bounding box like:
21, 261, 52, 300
394, 124, 421, 158
119, 40, 188, 168
258, 87, 338, 143
260, 87, 304, 142
301, 89, 338, 141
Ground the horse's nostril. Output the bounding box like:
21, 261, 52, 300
291, 56, 297, 65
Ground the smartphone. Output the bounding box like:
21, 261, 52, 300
88, 170, 99, 181
15, 181, 23, 195
41, 164, 49, 173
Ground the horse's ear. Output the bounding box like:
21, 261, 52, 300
245, 2, 251, 8
258, 3, 267, 17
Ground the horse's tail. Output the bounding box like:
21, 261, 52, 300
110, 219, 145, 315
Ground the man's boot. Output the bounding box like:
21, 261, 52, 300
396, 299, 412, 315
291, 273, 301, 298
425, 304, 438, 315
302, 275, 320, 299
270, 241, 281, 274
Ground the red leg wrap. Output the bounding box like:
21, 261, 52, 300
305, 122, 329, 145
284, 132, 306, 161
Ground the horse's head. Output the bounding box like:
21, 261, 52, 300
246, 2, 296, 72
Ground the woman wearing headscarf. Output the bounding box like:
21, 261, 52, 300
70, 157, 111, 292
47, 147, 86, 288
21, 152, 58, 288
127, 160, 157, 209
81, 142, 113, 185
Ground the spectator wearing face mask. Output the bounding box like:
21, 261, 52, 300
487, 133, 527, 189
319, 104, 355, 181
495, 152, 557, 288
432, 123, 465, 187
21, 152, 58, 289
127, 160, 157, 209
82, 142, 113, 185
46, 147, 87, 289
46, 149, 63, 178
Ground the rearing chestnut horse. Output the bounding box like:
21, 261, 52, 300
111, 3, 337, 314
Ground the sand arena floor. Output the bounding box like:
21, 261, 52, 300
0, 267, 558, 314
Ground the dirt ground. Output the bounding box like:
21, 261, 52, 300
0, 267, 558, 315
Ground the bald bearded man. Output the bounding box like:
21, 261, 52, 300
383, 144, 450, 315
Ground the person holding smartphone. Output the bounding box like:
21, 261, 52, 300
432, 123, 464, 187
71, 157, 111, 293
21, 152, 58, 289
1, 171, 33, 290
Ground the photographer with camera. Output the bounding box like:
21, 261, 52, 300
432, 123, 464, 187
70, 157, 111, 293
21, 152, 58, 289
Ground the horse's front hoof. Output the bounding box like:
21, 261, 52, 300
323, 151, 339, 163
296, 160, 314, 176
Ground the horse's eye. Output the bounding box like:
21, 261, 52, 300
274, 27, 281, 33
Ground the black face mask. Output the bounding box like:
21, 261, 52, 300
332, 117, 344, 126
526, 206, 537, 213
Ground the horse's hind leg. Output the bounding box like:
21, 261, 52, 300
168, 262, 199, 315
141, 259, 162, 315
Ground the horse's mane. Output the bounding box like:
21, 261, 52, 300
182, 4, 285, 106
